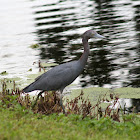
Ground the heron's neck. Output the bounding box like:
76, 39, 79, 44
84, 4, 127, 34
79, 38, 90, 66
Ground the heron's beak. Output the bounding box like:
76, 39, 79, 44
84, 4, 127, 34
95, 33, 105, 38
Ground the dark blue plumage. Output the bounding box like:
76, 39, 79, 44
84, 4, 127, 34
23, 61, 82, 92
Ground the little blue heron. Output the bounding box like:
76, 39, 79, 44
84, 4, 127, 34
23, 30, 104, 114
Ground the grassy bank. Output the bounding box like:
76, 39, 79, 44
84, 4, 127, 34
0, 107, 140, 140
0, 79, 140, 140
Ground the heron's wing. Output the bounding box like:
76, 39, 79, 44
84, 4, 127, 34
23, 61, 81, 92
35, 73, 45, 81
34, 62, 78, 90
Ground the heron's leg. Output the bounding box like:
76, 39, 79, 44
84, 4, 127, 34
32, 91, 44, 108
59, 91, 66, 115
60, 95, 65, 114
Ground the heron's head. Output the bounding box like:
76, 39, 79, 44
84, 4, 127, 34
82, 30, 105, 40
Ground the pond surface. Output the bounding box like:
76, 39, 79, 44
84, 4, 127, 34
0, 0, 140, 88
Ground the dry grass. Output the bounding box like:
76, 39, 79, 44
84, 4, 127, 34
0, 80, 125, 122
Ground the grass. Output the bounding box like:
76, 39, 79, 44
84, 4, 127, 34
0, 107, 140, 140
0, 79, 140, 140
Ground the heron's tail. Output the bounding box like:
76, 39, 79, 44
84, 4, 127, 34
23, 82, 35, 93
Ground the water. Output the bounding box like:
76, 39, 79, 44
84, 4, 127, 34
0, 0, 140, 88
0, 0, 39, 79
